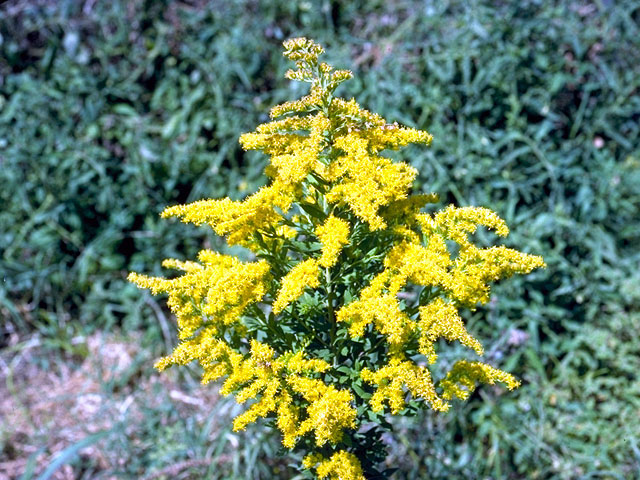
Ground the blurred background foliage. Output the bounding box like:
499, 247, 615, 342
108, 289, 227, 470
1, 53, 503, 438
1, 0, 639, 478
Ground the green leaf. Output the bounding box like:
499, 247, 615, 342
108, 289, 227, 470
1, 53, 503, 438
36, 431, 111, 480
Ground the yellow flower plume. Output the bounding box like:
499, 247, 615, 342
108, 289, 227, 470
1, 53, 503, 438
128, 37, 546, 477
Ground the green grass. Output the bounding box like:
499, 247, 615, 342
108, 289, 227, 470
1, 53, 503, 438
1, 0, 639, 478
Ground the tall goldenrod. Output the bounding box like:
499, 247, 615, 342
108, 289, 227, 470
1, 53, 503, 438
129, 38, 545, 479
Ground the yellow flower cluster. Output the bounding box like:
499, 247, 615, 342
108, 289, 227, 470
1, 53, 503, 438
303, 451, 365, 480
127, 251, 270, 340
282, 37, 324, 65
270, 87, 324, 118
286, 376, 357, 446
316, 215, 350, 268
162, 110, 330, 250
361, 355, 449, 413
447, 244, 545, 307
380, 193, 440, 228
337, 203, 543, 413
160, 185, 293, 247
425, 205, 510, 242
330, 97, 385, 130
325, 134, 421, 231
129, 37, 546, 477
163, 337, 356, 450
418, 298, 484, 363
440, 360, 521, 401
337, 289, 414, 347
273, 258, 321, 314
282, 38, 353, 95
360, 354, 520, 414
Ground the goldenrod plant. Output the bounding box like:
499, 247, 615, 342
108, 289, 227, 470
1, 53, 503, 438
129, 38, 545, 479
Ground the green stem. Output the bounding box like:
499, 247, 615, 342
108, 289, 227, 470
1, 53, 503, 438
326, 267, 337, 357
361, 335, 387, 359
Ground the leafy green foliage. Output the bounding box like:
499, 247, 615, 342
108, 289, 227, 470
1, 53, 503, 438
2, 0, 639, 478
0, 0, 272, 334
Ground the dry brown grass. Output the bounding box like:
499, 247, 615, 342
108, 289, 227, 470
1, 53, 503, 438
0, 332, 224, 479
